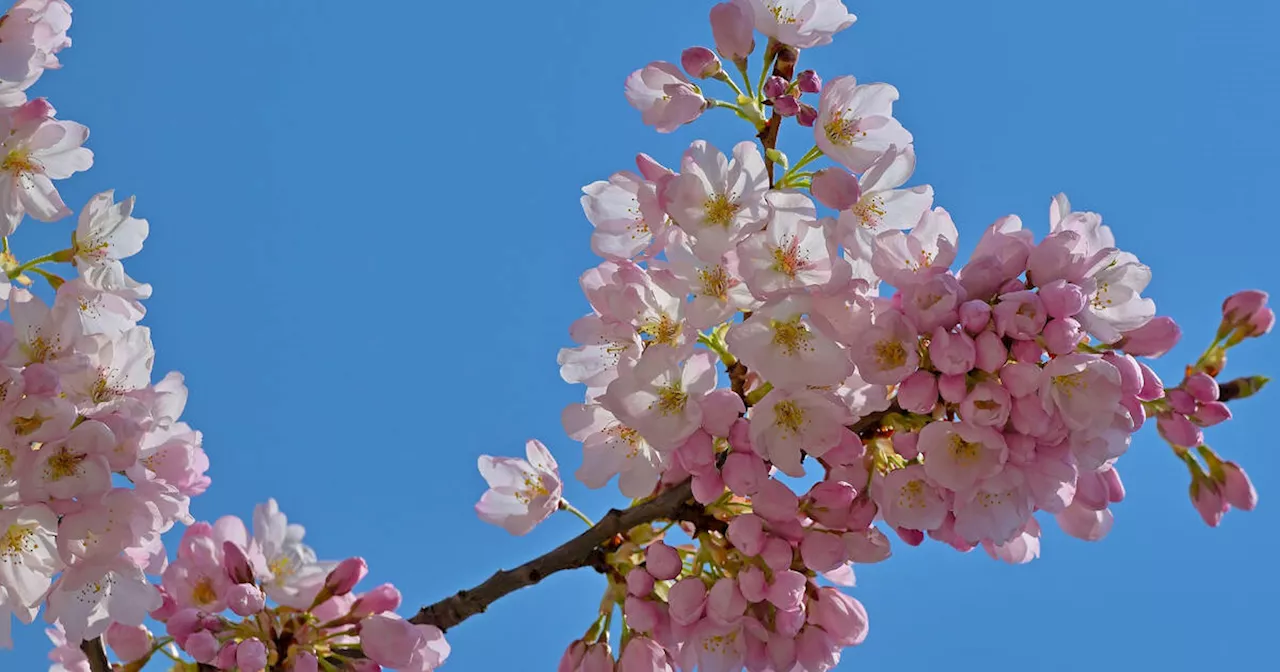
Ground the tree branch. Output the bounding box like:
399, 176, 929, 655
410, 479, 709, 632
81, 638, 110, 672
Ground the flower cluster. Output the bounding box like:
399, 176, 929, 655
471, 0, 1272, 669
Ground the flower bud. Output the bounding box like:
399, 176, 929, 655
727, 513, 767, 556
796, 625, 839, 671
761, 537, 794, 572
581, 642, 614, 672
681, 46, 722, 79
796, 103, 818, 127
1000, 362, 1041, 398
668, 577, 708, 625
796, 69, 822, 93
1137, 361, 1165, 401
1166, 389, 1197, 415
1221, 289, 1268, 324
809, 168, 861, 210
1248, 307, 1275, 337
236, 638, 268, 672
710, 1, 754, 61
1193, 401, 1231, 427
626, 568, 655, 598
692, 470, 725, 504
216, 642, 241, 670
1038, 279, 1087, 319
930, 327, 976, 375
1118, 316, 1181, 357
701, 389, 745, 437
974, 330, 1007, 372
773, 94, 800, 116
811, 587, 869, 646
1157, 413, 1202, 448
1221, 461, 1258, 511
323, 557, 368, 598
958, 300, 992, 334
897, 371, 938, 414
1190, 477, 1228, 527
352, 584, 403, 618
292, 651, 319, 672
618, 637, 671, 672
738, 566, 768, 603
766, 570, 807, 611
223, 541, 255, 584
938, 373, 969, 404
722, 452, 768, 496
104, 623, 152, 663
644, 541, 682, 581
624, 595, 661, 633
805, 480, 855, 528
708, 577, 748, 624
801, 530, 848, 572
763, 75, 788, 100
1042, 317, 1083, 355
1009, 338, 1044, 364
559, 641, 587, 672
1183, 372, 1220, 404
184, 630, 219, 663
227, 583, 266, 617
676, 430, 716, 475
753, 478, 799, 523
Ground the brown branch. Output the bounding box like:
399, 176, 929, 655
80, 638, 110, 672
410, 479, 706, 631
758, 41, 800, 185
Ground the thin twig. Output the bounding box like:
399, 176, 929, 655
80, 638, 110, 672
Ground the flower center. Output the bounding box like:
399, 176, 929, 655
769, 236, 808, 278
703, 192, 741, 228
1, 524, 36, 557
948, 434, 982, 465
897, 479, 928, 509
770, 317, 814, 356
873, 339, 906, 369
639, 313, 682, 347
1052, 372, 1087, 398
698, 264, 734, 300
652, 381, 688, 416
191, 577, 219, 606
44, 447, 86, 481
772, 399, 806, 435
1, 148, 39, 175
824, 112, 867, 147
853, 195, 887, 229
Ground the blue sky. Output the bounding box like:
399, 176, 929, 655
4, 0, 1278, 669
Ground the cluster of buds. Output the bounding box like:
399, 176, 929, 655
472, 0, 1272, 669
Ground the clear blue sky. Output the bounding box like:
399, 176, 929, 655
4, 0, 1277, 669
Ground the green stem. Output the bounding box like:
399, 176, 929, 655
716, 72, 744, 99
757, 41, 778, 101
697, 331, 736, 366
558, 499, 596, 528
6, 249, 70, 279
736, 60, 755, 99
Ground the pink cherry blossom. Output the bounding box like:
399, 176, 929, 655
625, 62, 705, 133
869, 207, 959, 287
846, 304, 918, 385
876, 465, 947, 532
581, 171, 666, 260
475, 439, 564, 536
0, 98, 92, 234
835, 146, 933, 255
815, 76, 910, 172
919, 421, 1008, 495
601, 348, 715, 450
564, 402, 665, 499
726, 295, 852, 388
750, 388, 850, 477
360, 614, 450, 672
710, 1, 755, 61
1039, 353, 1123, 431
662, 140, 769, 262
734, 0, 855, 48
737, 192, 845, 297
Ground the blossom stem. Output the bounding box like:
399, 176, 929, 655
7, 248, 70, 279
558, 499, 596, 527
783, 145, 823, 178
736, 59, 755, 99
756, 39, 778, 102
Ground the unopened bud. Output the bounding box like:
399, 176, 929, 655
796, 103, 818, 127
763, 75, 788, 101
710, 1, 755, 61
765, 148, 789, 170
681, 46, 722, 79
773, 94, 800, 116
796, 69, 822, 93
222, 541, 255, 584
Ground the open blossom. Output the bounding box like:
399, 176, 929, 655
751, 388, 850, 477
0, 504, 61, 608
836, 145, 933, 255
601, 348, 716, 449
476, 439, 564, 536
737, 191, 845, 297
361, 614, 450, 672
726, 295, 852, 388
1076, 251, 1156, 343
581, 170, 666, 261
815, 76, 911, 173
734, 0, 856, 49
0, 97, 92, 234
1040, 353, 1123, 431
650, 228, 755, 329
920, 421, 1008, 495
847, 303, 918, 385
870, 206, 958, 287
625, 62, 705, 133
45, 553, 160, 642
564, 402, 666, 499
661, 140, 769, 262
558, 313, 642, 393
72, 190, 148, 268
876, 465, 947, 532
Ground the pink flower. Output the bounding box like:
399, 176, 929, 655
669, 577, 708, 625
322, 557, 368, 598
45, 553, 161, 642
645, 541, 682, 581
235, 638, 268, 672
0, 504, 60, 608
352, 584, 403, 618
45, 624, 90, 672
876, 465, 947, 532
601, 349, 716, 450
1116, 315, 1181, 358
727, 513, 767, 555
957, 215, 1034, 300
0, 97, 92, 234
1220, 461, 1257, 511
952, 470, 1033, 544
580, 170, 666, 260
801, 530, 848, 572
722, 451, 768, 496
897, 370, 937, 414
984, 517, 1042, 564
753, 478, 801, 524
681, 46, 721, 79
835, 146, 933, 257
726, 295, 852, 388
475, 439, 563, 536
993, 290, 1047, 340
959, 381, 1011, 427
929, 326, 976, 375
735, 0, 856, 49
958, 299, 992, 333
624, 62, 704, 133
104, 622, 152, 663
564, 403, 666, 500
710, 1, 755, 61
810, 587, 868, 647
359, 614, 450, 672
660, 140, 769, 262
1184, 372, 1219, 403
737, 192, 845, 297
846, 305, 918, 385
1055, 500, 1115, 541
901, 271, 962, 333
919, 421, 1008, 494
651, 230, 754, 329
619, 637, 674, 672
870, 207, 959, 287
815, 75, 910, 172
1039, 353, 1122, 431
750, 388, 850, 477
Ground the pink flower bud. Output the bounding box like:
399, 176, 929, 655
1221, 462, 1258, 511
796, 69, 822, 93
235, 638, 268, 672
805, 480, 856, 528
1137, 361, 1164, 401
1042, 317, 1083, 355
701, 389, 745, 436
1102, 353, 1143, 396
581, 642, 614, 672
738, 565, 768, 603
796, 103, 818, 127
767, 570, 808, 612
291, 651, 319, 672
184, 630, 219, 663
350, 661, 381, 672
222, 541, 255, 584
896, 370, 938, 414
1009, 339, 1044, 364
958, 300, 992, 334
809, 168, 861, 210
1166, 389, 1197, 415
728, 418, 753, 453
710, 1, 754, 60
668, 577, 707, 626
994, 291, 1047, 340
1118, 316, 1181, 357
681, 46, 722, 79
216, 642, 240, 670
796, 626, 839, 671
762, 537, 794, 572
763, 75, 788, 100
323, 557, 367, 598
559, 641, 588, 672
768, 632, 798, 671
1101, 466, 1126, 503
975, 330, 1007, 372
727, 513, 767, 556
930, 327, 977, 375
811, 587, 869, 646
644, 541, 682, 580
166, 608, 203, 646
692, 470, 725, 504
1248, 307, 1275, 336
227, 583, 266, 617
1191, 479, 1228, 527
1193, 401, 1231, 427
960, 381, 1011, 427
676, 430, 716, 476
618, 637, 672, 672
1222, 289, 1268, 323
753, 478, 800, 523
1157, 413, 1202, 448
722, 452, 768, 496
894, 526, 925, 546
352, 584, 403, 618
845, 528, 892, 564
892, 431, 920, 460
999, 362, 1041, 398
773, 94, 800, 116
626, 568, 655, 597
708, 577, 748, 624
938, 373, 969, 404
775, 606, 806, 637
104, 623, 152, 663
801, 530, 848, 572
1038, 279, 1087, 319
624, 596, 661, 633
